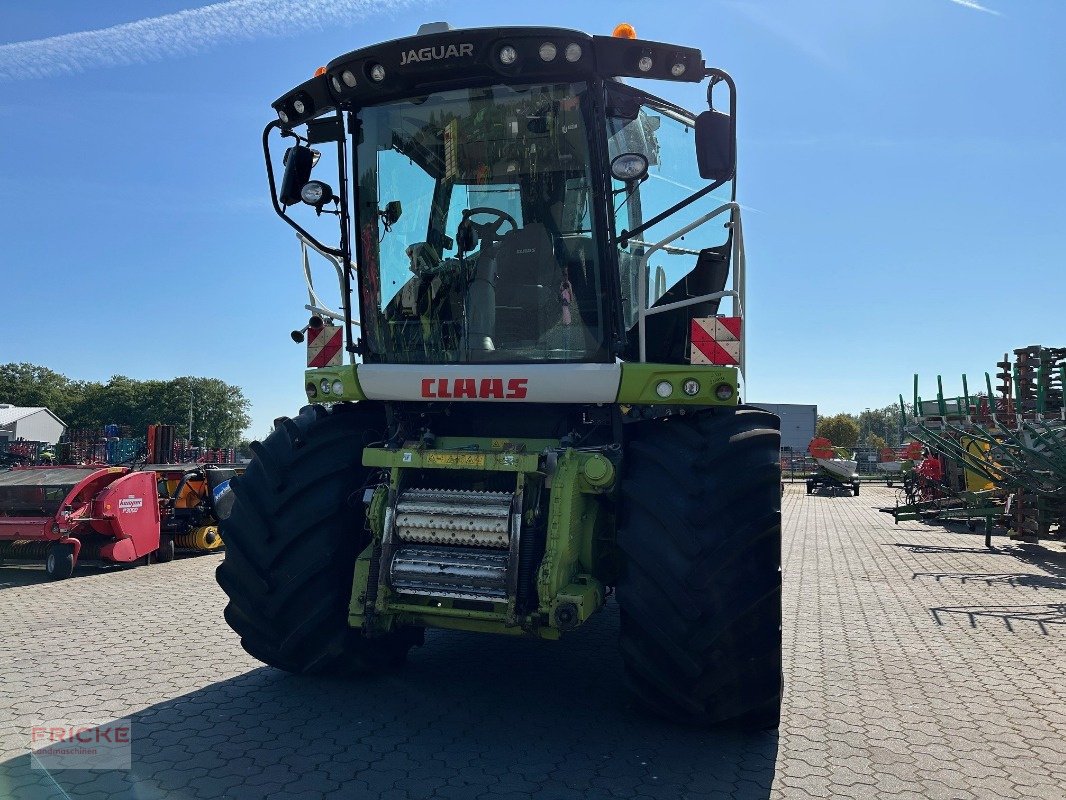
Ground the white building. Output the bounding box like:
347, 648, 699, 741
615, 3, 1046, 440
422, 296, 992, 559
0, 405, 67, 445
749, 403, 817, 451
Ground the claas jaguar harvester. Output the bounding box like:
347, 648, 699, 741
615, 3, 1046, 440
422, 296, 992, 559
218, 21, 782, 728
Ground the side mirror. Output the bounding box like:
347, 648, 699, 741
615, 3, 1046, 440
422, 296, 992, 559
695, 110, 735, 182
383, 200, 403, 226
279, 145, 316, 206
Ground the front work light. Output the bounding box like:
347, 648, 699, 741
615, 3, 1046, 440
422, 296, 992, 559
320, 378, 332, 395
611, 153, 649, 182
715, 383, 735, 401
655, 381, 673, 398
369, 63, 385, 82
539, 42, 557, 62
300, 180, 334, 208
499, 45, 518, 65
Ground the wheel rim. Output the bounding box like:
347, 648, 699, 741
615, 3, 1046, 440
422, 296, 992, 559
46, 553, 55, 573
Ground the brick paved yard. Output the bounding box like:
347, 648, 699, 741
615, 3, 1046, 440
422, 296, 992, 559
1, 485, 1063, 799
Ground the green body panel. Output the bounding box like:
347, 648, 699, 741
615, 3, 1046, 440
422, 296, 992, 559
305, 365, 364, 401
617, 362, 739, 405
348, 437, 615, 639
536, 451, 611, 621
350, 541, 375, 614
363, 439, 542, 473
554, 577, 605, 630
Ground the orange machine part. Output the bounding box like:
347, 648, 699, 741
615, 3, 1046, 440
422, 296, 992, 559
808, 437, 836, 460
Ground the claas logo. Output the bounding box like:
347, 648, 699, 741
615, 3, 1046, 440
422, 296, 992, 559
421, 378, 528, 400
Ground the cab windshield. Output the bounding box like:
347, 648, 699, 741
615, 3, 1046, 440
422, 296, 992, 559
356, 82, 607, 363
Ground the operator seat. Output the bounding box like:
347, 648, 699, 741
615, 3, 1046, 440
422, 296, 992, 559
492, 223, 558, 345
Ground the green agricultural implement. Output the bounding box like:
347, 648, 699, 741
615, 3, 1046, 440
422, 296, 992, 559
893, 347, 1066, 545
216, 23, 782, 728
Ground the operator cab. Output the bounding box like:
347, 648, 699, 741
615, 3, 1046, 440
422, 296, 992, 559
267, 22, 742, 372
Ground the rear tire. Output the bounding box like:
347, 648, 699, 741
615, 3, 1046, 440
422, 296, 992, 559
155, 537, 176, 563
617, 407, 782, 729
46, 544, 75, 580
216, 403, 421, 674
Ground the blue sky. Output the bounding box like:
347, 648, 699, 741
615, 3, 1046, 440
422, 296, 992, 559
0, 0, 1061, 437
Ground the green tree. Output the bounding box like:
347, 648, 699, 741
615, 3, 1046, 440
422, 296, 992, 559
0, 363, 78, 421
175, 376, 251, 447
867, 433, 888, 451
130, 376, 250, 446
816, 413, 860, 448
857, 405, 903, 447
0, 363, 250, 445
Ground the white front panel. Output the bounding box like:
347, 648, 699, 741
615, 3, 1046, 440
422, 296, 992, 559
358, 363, 622, 403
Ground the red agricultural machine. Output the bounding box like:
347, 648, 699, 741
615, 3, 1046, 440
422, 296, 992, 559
0, 466, 163, 579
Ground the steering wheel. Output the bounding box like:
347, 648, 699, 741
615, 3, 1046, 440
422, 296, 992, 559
462, 207, 518, 245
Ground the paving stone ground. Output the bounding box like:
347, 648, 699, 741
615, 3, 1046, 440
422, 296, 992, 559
1, 484, 1063, 799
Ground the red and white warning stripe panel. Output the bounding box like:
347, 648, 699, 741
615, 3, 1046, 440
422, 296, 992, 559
690, 317, 742, 366
307, 325, 343, 368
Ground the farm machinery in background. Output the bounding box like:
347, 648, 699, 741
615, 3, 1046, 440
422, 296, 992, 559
0, 440, 55, 467
0, 466, 163, 579
144, 426, 237, 556
806, 437, 860, 495
885, 345, 1065, 547
0, 424, 242, 576
57, 423, 239, 467
876, 441, 922, 486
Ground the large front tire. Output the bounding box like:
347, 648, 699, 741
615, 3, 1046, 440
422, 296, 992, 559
216, 403, 420, 674
617, 407, 782, 729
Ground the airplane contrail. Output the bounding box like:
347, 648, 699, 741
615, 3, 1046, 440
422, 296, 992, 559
0, 0, 418, 82
946, 0, 1002, 16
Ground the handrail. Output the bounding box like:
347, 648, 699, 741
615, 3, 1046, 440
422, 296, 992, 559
628, 239, 702, 256
636, 202, 746, 381
297, 233, 355, 325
